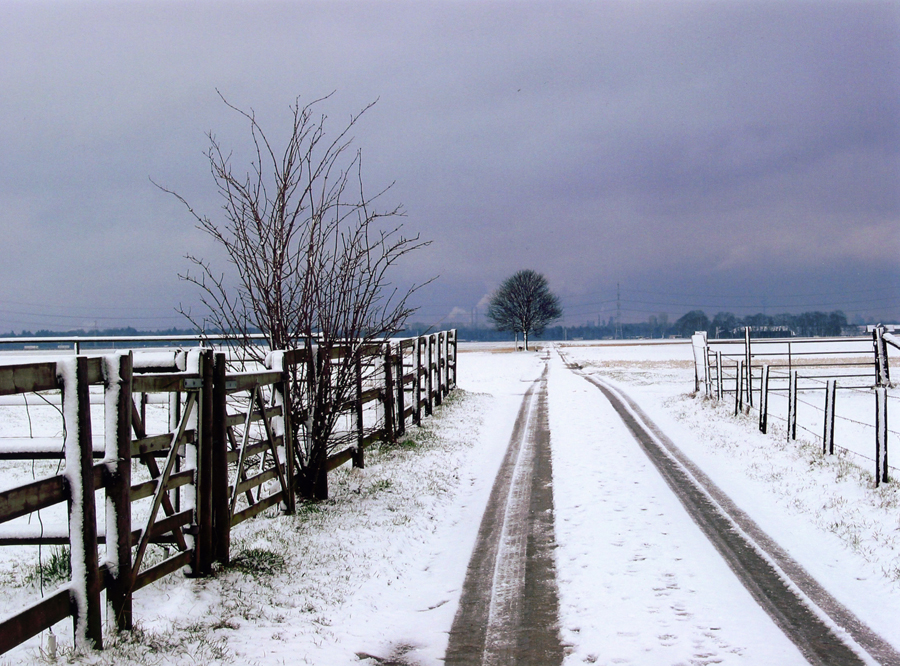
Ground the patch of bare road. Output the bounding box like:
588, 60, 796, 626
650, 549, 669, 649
445, 364, 565, 666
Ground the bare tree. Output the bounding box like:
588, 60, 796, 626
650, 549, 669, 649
158, 92, 429, 499
487, 270, 562, 350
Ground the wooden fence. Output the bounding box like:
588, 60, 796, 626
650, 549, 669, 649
0, 330, 457, 655
691, 327, 897, 486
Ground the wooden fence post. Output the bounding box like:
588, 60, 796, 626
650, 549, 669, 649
788, 370, 798, 441
353, 354, 365, 468
212, 353, 231, 563
383, 343, 396, 442
395, 346, 406, 437
451, 329, 458, 389
442, 331, 450, 396
425, 335, 434, 416
281, 354, 297, 510
414, 336, 423, 426
435, 333, 443, 407
875, 387, 888, 486
759, 365, 769, 434
823, 379, 836, 455
194, 349, 214, 577
107, 352, 133, 631
67, 356, 103, 649
734, 361, 742, 416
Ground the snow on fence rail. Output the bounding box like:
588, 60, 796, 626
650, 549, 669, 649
691, 326, 897, 487
0, 330, 457, 656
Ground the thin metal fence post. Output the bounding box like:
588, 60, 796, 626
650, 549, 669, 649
759, 365, 769, 434
716, 351, 723, 400
875, 387, 888, 486
823, 379, 836, 455
874, 325, 891, 387
788, 370, 798, 441
745, 327, 753, 407
703, 345, 711, 396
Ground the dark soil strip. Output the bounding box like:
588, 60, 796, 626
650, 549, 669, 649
517, 368, 565, 666
445, 368, 564, 666
577, 368, 899, 666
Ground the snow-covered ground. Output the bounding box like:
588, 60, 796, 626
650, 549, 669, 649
0, 341, 898, 664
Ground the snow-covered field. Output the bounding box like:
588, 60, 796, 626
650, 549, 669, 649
0, 341, 898, 664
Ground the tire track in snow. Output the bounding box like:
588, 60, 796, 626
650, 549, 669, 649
564, 355, 900, 666
445, 364, 564, 666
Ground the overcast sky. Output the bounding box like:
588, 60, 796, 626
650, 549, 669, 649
1, 0, 897, 333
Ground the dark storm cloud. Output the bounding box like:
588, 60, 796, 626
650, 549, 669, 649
0, 0, 897, 332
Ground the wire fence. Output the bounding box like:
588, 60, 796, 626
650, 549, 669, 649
693, 329, 897, 486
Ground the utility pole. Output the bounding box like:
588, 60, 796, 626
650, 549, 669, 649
616, 282, 622, 339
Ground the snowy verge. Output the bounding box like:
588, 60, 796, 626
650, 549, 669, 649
560, 343, 900, 656
3, 350, 543, 665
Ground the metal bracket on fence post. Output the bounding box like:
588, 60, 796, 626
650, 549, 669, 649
823, 379, 836, 455
875, 387, 889, 486
759, 365, 769, 434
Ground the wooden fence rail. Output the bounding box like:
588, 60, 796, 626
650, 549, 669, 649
0, 330, 457, 656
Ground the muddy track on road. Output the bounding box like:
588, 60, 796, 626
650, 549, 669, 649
566, 357, 900, 666
445, 364, 564, 666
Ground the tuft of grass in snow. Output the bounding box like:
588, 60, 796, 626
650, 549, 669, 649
226, 547, 286, 578
24, 546, 70, 587
29, 620, 237, 666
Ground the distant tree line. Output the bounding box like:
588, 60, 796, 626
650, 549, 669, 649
0, 308, 852, 347
3, 327, 198, 338
414, 308, 853, 342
